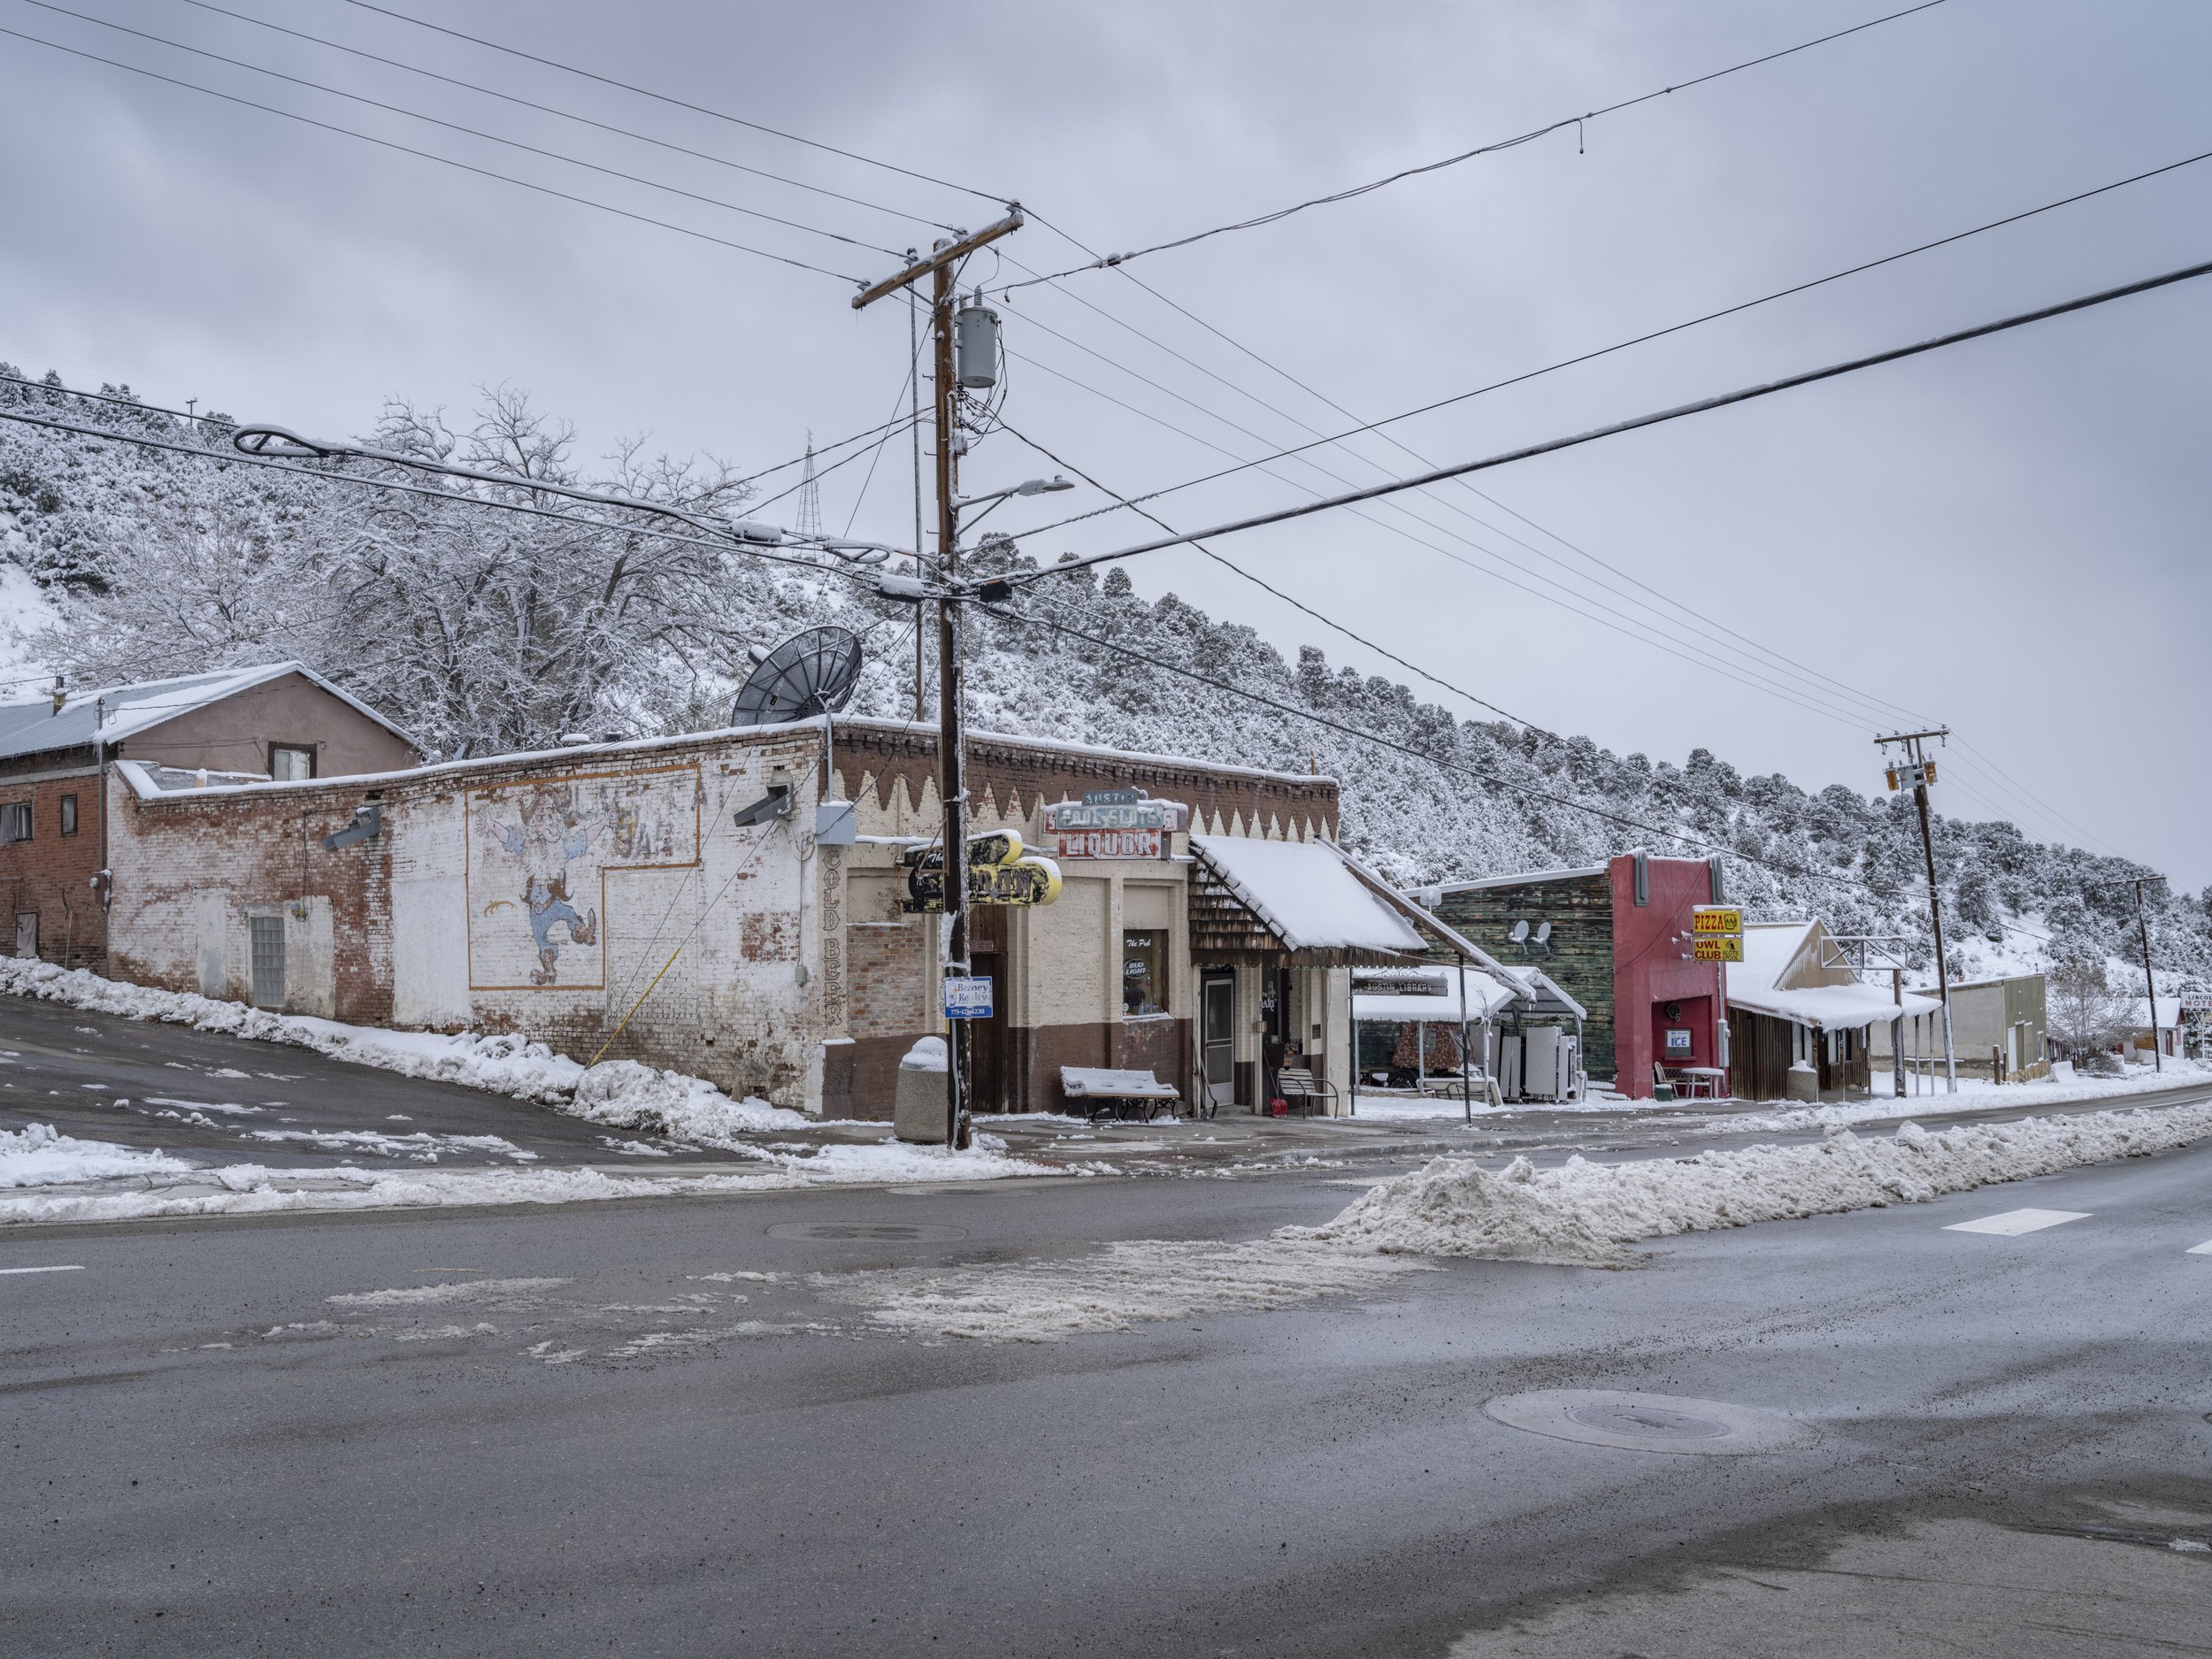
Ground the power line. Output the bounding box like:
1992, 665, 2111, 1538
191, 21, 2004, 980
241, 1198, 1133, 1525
341, 0, 1010, 208
994, 603, 2078, 950
1007, 141, 2212, 541
174, 0, 957, 234
997, 0, 1950, 290
23, 1, 909, 259
1012, 252, 2212, 587
0, 403, 887, 588
0, 24, 871, 283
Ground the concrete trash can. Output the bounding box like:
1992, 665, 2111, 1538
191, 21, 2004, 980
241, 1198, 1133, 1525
893, 1036, 950, 1144
1785, 1060, 1820, 1103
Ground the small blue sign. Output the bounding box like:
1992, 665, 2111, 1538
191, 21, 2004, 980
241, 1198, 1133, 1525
944, 976, 994, 1019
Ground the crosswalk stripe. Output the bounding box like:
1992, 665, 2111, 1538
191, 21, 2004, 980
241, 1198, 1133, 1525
2186, 1240, 2212, 1256
1944, 1209, 2090, 1236
0, 1264, 85, 1275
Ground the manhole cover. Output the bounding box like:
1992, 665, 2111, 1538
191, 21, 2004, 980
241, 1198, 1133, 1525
765, 1221, 968, 1242
1482, 1389, 1815, 1455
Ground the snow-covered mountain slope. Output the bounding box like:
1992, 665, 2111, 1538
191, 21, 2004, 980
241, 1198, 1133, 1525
4, 366, 2204, 986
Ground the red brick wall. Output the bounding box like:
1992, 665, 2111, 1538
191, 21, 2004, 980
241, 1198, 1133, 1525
0, 769, 106, 969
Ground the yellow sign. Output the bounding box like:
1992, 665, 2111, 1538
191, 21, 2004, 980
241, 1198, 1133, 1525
1693, 905, 1742, 935
1694, 936, 1743, 963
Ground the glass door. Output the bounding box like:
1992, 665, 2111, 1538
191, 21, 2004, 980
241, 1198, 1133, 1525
1202, 972, 1234, 1112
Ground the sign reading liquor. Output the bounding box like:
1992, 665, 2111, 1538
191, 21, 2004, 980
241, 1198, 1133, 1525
1042, 789, 1191, 861
1692, 905, 1743, 936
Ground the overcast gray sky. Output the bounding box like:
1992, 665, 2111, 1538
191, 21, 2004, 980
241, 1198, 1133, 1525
4, 0, 2207, 883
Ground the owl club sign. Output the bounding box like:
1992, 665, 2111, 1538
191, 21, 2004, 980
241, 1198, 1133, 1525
1042, 789, 1191, 860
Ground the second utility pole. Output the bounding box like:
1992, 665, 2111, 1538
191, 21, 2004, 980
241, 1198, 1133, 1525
2133, 874, 2168, 1074
1878, 728, 1956, 1094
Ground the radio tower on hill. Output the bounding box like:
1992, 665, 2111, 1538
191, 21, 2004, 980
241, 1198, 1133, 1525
794, 432, 821, 541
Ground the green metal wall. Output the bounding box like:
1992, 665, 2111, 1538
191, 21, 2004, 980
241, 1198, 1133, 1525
1434, 871, 1617, 1079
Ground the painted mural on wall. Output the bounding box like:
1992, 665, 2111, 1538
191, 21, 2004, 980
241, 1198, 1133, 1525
465, 765, 701, 990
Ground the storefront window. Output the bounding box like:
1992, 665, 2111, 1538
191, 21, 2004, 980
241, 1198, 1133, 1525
1122, 929, 1167, 1017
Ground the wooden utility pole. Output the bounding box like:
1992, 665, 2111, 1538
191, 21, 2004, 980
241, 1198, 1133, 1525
853, 211, 1024, 1152
2133, 874, 2168, 1073
1877, 728, 1956, 1093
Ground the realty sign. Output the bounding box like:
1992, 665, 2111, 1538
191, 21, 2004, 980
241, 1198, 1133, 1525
943, 976, 994, 1019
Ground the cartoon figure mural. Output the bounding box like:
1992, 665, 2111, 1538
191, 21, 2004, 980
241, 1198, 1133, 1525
466, 766, 700, 991
478, 786, 608, 985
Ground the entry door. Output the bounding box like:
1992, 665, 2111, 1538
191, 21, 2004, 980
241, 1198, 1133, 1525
12, 911, 34, 960
1202, 973, 1235, 1110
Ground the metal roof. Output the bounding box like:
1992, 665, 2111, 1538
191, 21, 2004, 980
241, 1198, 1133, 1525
0, 663, 416, 764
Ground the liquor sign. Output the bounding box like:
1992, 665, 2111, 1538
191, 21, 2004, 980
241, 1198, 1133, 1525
943, 976, 994, 1019
1694, 935, 1743, 963
1042, 791, 1189, 860
1692, 905, 1742, 936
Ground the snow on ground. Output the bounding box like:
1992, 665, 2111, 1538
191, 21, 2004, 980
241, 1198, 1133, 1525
0, 1121, 191, 1187
818, 1239, 1434, 1343
834, 1098, 2212, 1340
0, 958, 807, 1145
1300, 1100, 2212, 1265
0, 1133, 1054, 1227
1718, 1058, 2210, 1133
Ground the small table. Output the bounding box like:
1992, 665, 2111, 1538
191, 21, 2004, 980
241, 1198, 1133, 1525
1670, 1066, 1726, 1101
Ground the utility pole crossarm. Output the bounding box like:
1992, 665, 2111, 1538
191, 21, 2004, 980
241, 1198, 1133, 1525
852, 211, 1024, 310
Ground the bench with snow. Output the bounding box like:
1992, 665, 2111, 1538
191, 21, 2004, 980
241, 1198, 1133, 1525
1059, 1066, 1183, 1123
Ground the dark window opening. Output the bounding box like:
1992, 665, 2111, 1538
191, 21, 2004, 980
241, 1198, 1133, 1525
0, 803, 31, 844
58, 795, 77, 836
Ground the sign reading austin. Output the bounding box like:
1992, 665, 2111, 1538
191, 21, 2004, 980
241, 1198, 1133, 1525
466, 765, 701, 990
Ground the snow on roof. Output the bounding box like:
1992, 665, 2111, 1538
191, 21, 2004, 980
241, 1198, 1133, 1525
1728, 920, 1940, 1030
1354, 976, 1519, 1024
1434, 864, 1609, 895
1493, 964, 1590, 1021
838, 717, 1337, 789
0, 662, 416, 763
1192, 833, 1425, 956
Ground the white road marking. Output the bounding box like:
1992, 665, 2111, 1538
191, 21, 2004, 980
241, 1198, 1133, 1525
0, 1263, 85, 1275
1944, 1208, 2090, 1236
2185, 1240, 2212, 1256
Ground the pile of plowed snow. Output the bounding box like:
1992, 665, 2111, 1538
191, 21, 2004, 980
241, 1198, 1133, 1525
1294, 1103, 2212, 1264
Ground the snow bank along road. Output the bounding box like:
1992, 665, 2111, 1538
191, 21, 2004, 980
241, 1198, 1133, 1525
7, 1138, 2212, 1656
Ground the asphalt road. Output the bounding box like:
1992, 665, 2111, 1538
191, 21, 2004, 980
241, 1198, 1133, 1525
6, 1129, 2211, 1656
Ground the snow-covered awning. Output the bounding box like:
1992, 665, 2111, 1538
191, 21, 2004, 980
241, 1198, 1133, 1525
1189, 834, 1426, 961
1728, 919, 1941, 1031
1354, 976, 1519, 1024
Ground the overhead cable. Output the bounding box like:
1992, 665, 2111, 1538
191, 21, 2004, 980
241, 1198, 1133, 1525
22, 2, 909, 259
174, 0, 957, 233
1011, 140, 2212, 542
997, 0, 1950, 290
0, 25, 871, 283
1012, 253, 2212, 586
341, 0, 1011, 208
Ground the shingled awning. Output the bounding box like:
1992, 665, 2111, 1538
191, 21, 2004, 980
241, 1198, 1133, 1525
1187, 834, 1429, 966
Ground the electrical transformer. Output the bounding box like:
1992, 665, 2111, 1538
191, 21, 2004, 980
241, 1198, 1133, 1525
955, 300, 1000, 388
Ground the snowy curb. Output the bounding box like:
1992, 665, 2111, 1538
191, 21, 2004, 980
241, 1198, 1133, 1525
0, 957, 814, 1146
0, 1122, 1062, 1226
1294, 1101, 2212, 1265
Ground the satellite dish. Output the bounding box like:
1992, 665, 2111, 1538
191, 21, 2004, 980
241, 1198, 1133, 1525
1508, 919, 1531, 945
1532, 921, 1553, 946
730, 626, 864, 726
